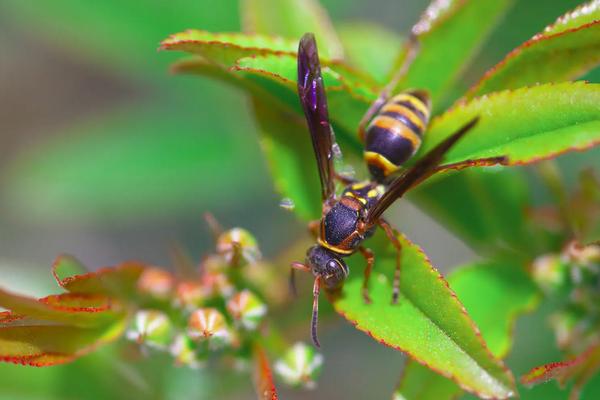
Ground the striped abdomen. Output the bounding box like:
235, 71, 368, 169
363, 90, 431, 182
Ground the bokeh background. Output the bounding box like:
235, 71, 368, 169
0, 0, 598, 399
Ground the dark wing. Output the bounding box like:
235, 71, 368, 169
297, 33, 335, 201
366, 117, 479, 225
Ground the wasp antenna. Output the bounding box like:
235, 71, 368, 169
311, 277, 322, 348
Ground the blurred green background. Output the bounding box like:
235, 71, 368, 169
0, 0, 597, 399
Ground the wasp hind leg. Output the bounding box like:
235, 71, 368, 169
377, 219, 402, 304
357, 36, 420, 142
358, 246, 375, 304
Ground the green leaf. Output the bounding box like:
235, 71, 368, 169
449, 261, 540, 358
333, 231, 515, 399
0, 290, 122, 327
240, 0, 343, 59
52, 254, 88, 284
395, 261, 540, 400
420, 82, 600, 166
394, 361, 463, 400
160, 30, 299, 63
392, 0, 515, 110
0, 318, 126, 366
409, 168, 539, 255
336, 22, 404, 84
468, 1, 600, 98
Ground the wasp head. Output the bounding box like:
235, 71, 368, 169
306, 246, 348, 290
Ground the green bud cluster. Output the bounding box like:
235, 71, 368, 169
126, 227, 268, 368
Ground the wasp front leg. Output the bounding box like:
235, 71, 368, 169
377, 219, 402, 304
290, 261, 311, 297
358, 246, 374, 304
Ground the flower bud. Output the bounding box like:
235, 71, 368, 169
549, 308, 586, 350
532, 254, 568, 293
201, 254, 228, 274
137, 267, 175, 300
564, 241, 600, 267
188, 308, 231, 349
226, 290, 267, 330
274, 342, 323, 389
126, 310, 174, 350
201, 271, 234, 299
216, 228, 261, 266
170, 334, 204, 369
174, 281, 205, 311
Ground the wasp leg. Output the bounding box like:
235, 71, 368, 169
311, 276, 322, 348
357, 91, 388, 142
377, 218, 402, 304
357, 36, 420, 142
358, 246, 374, 304
290, 262, 311, 297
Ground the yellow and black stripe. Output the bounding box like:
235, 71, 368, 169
363, 90, 431, 182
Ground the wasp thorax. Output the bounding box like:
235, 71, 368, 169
306, 246, 348, 289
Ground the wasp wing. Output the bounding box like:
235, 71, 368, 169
297, 33, 336, 201
366, 117, 480, 225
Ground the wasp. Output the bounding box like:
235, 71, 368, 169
290, 33, 479, 347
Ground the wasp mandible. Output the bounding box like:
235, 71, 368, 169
291, 33, 479, 347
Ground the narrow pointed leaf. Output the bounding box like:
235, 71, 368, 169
161, 33, 377, 98
392, 0, 514, 109
395, 261, 540, 399
419, 82, 600, 166
468, 1, 600, 98
240, 0, 343, 59
160, 30, 298, 64
0, 319, 126, 366
162, 35, 376, 149
333, 230, 515, 399
544, 0, 600, 35
253, 344, 279, 400
56, 261, 145, 299
52, 254, 88, 287
0, 290, 122, 327
522, 342, 600, 399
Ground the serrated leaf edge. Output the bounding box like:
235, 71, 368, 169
333, 232, 516, 399
466, 20, 600, 98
